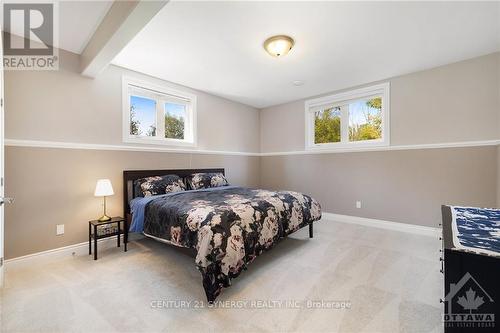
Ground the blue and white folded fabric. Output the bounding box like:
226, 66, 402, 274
450, 206, 500, 257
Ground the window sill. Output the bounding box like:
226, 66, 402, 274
123, 136, 197, 148
306, 140, 390, 152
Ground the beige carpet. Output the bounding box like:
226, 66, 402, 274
0, 219, 443, 332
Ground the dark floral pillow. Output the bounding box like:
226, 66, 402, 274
134, 175, 186, 197
186, 173, 229, 190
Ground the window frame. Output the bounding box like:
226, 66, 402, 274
122, 76, 197, 147
305, 82, 390, 151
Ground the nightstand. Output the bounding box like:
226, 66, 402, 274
89, 217, 127, 260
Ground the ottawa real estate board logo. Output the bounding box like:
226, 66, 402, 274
2, 2, 59, 70
444, 272, 495, 329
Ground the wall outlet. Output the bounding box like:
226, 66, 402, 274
356, 201, 362, 209
56, 224, 64, 235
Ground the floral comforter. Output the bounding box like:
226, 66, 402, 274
141, 186, 322, 302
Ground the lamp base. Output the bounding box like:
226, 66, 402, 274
98, 214, 112, 222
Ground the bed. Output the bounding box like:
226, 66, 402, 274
123, 168, 322, 302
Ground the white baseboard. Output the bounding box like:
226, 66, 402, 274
321, 212, 440, 237
5, 214, 437, 266
4, 234, 138, 267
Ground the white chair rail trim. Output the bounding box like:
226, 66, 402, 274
5, 138, 500, 157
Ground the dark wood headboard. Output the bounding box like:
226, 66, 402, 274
122, 168, 225, 218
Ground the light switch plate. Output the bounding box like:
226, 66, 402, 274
356, 201, 362, 209
56, 224, 64, 235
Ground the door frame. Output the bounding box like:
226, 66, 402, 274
0, 26, 5, 287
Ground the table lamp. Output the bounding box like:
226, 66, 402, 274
94, 179, 114, 221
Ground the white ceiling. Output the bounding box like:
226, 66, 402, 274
59, 1, 112, 54
112, 1, 499, 109
3, 1, 112, 54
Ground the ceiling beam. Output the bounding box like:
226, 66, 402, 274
80, 0, 168, 78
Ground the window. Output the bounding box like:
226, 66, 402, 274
123, 77, 197, 146
305, 83, 389, 150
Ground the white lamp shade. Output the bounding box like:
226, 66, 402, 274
94, 179, 114, 197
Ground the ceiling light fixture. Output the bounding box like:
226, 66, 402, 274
263, 35, 294, 57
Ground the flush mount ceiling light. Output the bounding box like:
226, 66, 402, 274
263, 35, 294, 57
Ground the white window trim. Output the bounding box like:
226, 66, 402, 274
305, 82, 390, 151
122, 76, 197, 147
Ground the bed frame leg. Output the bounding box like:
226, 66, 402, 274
309, 222, 313, 238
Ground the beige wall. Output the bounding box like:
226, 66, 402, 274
5, 49, 260, 153
498, 145, 500, 207
259, 53, 500, 228
4, 48, 500, 259
3, 48, 262, 259
4, 147, 259, 259
260, 147, 497, 227
260, 52, 500, 153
